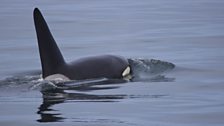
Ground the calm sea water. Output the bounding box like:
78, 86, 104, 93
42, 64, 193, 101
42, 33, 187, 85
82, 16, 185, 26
1, 0, 224, 126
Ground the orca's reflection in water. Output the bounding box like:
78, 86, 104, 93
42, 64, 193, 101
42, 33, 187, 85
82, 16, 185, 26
37, 92, 65, 122
36, 79, 127, 122
36, 78, 171, 122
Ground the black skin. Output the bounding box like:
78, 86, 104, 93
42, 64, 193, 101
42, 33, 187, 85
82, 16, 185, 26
33, 8, 129, 80
61, 55, 129, 80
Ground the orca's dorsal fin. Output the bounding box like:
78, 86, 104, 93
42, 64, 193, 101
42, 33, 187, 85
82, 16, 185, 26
33, 8, 65, 78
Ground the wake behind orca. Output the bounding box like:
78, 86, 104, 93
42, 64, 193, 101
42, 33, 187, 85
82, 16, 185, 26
33, 8, 131, 81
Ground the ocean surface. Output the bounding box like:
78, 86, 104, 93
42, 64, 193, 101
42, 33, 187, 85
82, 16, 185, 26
1, 0, 224, 126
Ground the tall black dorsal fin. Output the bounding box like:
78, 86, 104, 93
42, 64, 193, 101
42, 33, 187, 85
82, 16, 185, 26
33, 8, 65, 78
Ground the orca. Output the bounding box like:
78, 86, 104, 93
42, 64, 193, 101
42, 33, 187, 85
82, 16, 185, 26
33, 8, 131, 81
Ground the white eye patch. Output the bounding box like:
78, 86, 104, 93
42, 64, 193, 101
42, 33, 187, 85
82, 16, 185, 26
122, 66, 132, 80
122, 66, 131, 77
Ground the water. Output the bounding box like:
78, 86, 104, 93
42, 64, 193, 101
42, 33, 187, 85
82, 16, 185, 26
0, 0, 224, 126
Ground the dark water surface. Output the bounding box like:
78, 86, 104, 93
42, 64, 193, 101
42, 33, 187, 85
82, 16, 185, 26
1, 0, 224, 126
